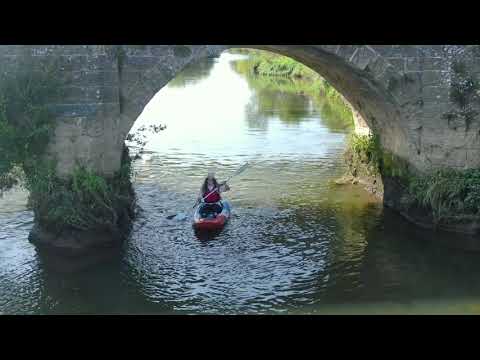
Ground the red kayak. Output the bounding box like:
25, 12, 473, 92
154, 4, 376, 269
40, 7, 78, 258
193, 200, 231, 231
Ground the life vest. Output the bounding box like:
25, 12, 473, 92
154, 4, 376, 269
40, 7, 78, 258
203, 186, 221, 203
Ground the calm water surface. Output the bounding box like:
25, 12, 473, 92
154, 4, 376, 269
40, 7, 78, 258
2, 52, 480, 314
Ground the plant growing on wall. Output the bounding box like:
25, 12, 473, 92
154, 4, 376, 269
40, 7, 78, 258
0, 54, 60, 193
443, 60, 480, 131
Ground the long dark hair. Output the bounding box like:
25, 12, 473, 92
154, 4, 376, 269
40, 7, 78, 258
201, 177, 218, 194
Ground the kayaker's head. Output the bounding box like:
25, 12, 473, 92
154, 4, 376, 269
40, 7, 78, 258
202, 172, 218, 194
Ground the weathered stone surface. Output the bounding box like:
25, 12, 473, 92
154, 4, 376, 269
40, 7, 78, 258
386, 58, 406, 72
29, 222, 130, 257
406, 57, 448, 71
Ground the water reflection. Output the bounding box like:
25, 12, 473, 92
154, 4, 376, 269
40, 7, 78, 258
168, 58, 216, 88
230, 56, 354, 132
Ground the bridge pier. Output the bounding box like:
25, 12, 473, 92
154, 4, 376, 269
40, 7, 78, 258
2, 45, 480, 253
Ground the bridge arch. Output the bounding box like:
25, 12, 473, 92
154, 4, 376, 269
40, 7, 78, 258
115, 45, 411, 178
3, 44, 480, 247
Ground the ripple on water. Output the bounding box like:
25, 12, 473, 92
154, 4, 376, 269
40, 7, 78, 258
120, 183, 335, 313
5, 51, 480, 315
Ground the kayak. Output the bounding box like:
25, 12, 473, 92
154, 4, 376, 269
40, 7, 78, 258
193, 200, 231, 231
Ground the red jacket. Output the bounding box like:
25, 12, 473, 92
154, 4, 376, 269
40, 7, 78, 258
203, 187, 221, 203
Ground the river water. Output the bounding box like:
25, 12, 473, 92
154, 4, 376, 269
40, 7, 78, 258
2, 52, 480, 314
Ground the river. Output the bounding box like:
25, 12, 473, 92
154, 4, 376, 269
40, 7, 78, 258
2, 52, 480, 314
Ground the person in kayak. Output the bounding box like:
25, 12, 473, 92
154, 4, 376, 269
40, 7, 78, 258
198, 171, 230, 216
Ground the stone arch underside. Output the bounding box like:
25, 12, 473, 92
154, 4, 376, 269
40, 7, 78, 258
114, 45, 468, 181
117, 45, 411, 175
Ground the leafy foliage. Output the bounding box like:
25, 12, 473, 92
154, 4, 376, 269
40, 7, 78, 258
27, 149, 135, 232
0, 54, 61, 191
345, 135, 480, 225
407, 168, 480, 223
230, 49, 353, 129
344, 134, 382, 177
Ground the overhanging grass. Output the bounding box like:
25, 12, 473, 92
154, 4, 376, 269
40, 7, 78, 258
27, 151, 135, 232
407, 168, 480, 224
344, 133, 382, 178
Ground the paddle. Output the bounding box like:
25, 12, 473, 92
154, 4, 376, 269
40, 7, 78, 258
166, 162, 250, 220
192, 162, 250, 209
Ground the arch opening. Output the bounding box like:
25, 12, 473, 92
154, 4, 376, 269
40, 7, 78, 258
123, 47, 385, 221
123, 47, 387, 204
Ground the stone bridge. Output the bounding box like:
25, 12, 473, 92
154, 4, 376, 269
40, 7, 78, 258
2, 45, 480, 243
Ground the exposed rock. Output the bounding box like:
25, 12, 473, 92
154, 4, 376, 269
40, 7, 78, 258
334, 174, 354, 185
28, 222, 131, 257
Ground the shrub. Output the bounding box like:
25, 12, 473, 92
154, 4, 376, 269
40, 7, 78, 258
0, 54, 60, 192
344, 133, 382, 177
408, 168, 480, 223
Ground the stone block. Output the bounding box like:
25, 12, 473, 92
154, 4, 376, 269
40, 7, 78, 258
88, 86, 118, 102
406, 70, 446, 86
149, 45, 176, 57
365, 56, 390, 78
421, 85, 450, 102
0, 45, 26, 56
406, 57, 448, 71
387, 58, 406, 73
416, 46, 445, 57
367, 45, 394, 57
350, 46, 378, 71
64, 70, 119, 87
49, 103, 103, 117
389, 45, 421, 57
61, 86, 119, 103
123, 55, 162, 70
120, 45, 149, 56
317, 45, 339, 54
466, 148, 480, 167
336, 45, 358, 62
172, 45, 193, 58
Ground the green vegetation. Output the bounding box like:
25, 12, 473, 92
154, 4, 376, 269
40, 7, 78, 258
236, 49, 319, 79
344, 133, 411, 181
0, 54, 136, 233
230, 48, 347, 98
344, 133, 382, 178
229, 49, 353, 129
345, 134, 480, 224
27, 149, 135, 232
0, 55, 60, 192
406, 169, 480, 224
